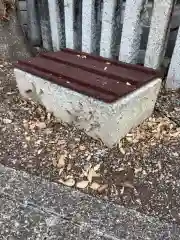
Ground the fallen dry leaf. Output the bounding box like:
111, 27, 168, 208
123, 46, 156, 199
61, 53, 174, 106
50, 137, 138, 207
79, 145, 86, 151
76, 180, 89, 189
6, 91, 16, 95
94, 163, 101, 172
120, 186, 125, 195
44, 128, 52, 135
170, 131, 180, 137
134, 167, 142, 175
86, 155, 92, 161
67, 163, 72, 171
25, 136, 31, 141
58, 168, 64, 176
29, 122, 36, 130
47, 112, 51, 120
57, 139, 66, 145
36, 140, 42, 145
3, 118, 12, 124
23, 123, 29, 130
37, 149, 43, 155
87, 169, 93, 182
97, 184, 108, 193
59, 178, 75, 187
87, 168, 100, 183
119, 147, 126, 155
118, 167, 125, 172
90, 182, 100, 190
136, 198, 142, 205
57, 154, 66, 168
122, 181, 134, 189
157, 161, 162, 170
52, 158, 57, 167
36, 122, 46, 129
82, 164, 92, 177
125, 136, 133, 142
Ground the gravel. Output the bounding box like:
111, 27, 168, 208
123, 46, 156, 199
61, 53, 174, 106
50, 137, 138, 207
1, 59, 180, 224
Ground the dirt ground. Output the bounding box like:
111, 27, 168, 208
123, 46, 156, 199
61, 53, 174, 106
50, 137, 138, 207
0, 59, 180, 224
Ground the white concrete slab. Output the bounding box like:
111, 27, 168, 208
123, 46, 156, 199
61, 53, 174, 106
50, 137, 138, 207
14, 69, 161, 147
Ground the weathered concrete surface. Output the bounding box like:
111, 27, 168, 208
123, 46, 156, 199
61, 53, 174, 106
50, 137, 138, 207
48, 0, 65, 52
36, 0, 52, 51
14, 69, 162, 147
0, 164, 180, 239
100, 0, 116, 58
64, 0, 74, 49
119, 0, 145, 64
144, 0, 174, 69
82, 0, 96, 53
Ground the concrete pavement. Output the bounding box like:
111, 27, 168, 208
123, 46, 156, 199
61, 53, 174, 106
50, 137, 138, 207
0, 164, 179, 239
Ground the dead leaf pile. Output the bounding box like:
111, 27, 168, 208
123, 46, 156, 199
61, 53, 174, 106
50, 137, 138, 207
119, 116, 180, 152
56, 161, 107, 192
23, 120, 47, 131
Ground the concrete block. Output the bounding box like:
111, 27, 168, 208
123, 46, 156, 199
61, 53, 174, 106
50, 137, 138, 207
14, 68, 161, 147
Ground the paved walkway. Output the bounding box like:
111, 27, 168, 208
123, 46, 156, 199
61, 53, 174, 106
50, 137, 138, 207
0, 164, 180, 240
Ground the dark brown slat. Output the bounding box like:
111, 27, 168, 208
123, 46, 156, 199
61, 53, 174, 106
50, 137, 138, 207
18, 57, 136, 96
14, 63, 118, 103
62, 48, 162, 76
40, 51, 148, 85
14, 48, 161, 103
